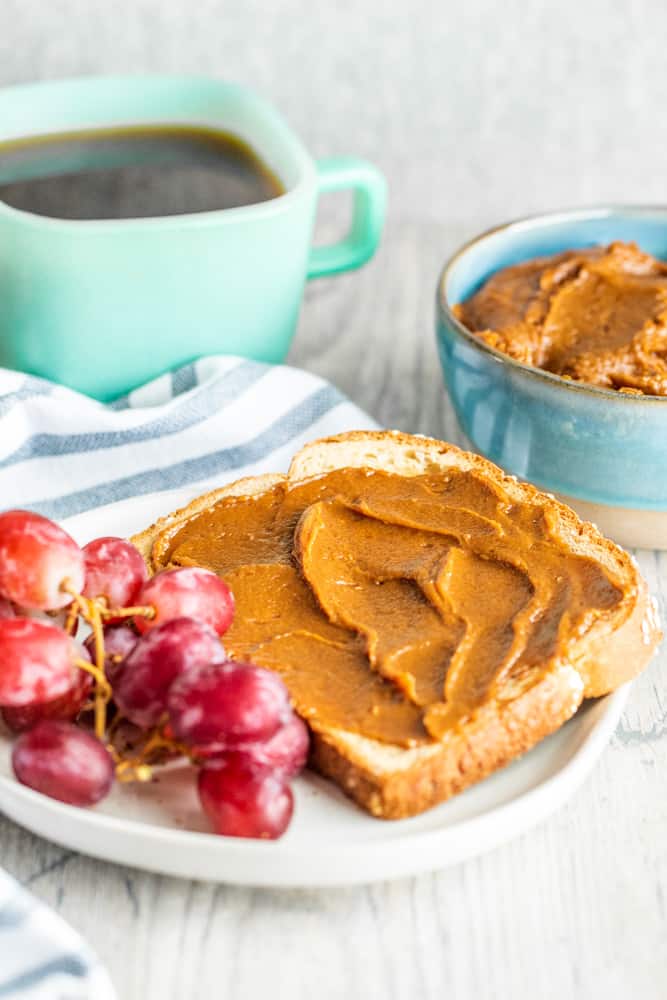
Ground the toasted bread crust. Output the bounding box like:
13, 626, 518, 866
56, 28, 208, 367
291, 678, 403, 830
130, 430, 661, 819
309, 664, 583, 819
131, 473, 286, 568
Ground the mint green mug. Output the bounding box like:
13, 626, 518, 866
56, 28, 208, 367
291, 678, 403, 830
0, 77, 386, 401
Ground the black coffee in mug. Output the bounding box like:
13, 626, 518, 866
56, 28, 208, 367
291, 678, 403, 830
0, 124, 285, 219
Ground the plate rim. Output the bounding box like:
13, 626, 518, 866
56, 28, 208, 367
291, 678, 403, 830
0, 686, 627, 854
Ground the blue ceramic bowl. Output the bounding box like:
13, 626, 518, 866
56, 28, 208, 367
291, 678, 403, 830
437, 207, 667, 522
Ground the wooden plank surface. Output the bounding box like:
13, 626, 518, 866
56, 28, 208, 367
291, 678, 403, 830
2, 221, 666, 1000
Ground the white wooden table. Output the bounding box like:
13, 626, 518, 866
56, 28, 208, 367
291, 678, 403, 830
2, 221, 666, 1000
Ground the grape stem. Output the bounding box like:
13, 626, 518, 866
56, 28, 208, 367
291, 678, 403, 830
64, 598, 80, 635
74, 657, 112, 702
104, 603, 155, 621
113, 726, 191, 783
62, 582, 111, 742
88, 600, 107, 740
59, 581, 184, 784
115, 760, 153, 783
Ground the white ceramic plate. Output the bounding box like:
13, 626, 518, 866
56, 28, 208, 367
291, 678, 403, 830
0, 489, 628, 888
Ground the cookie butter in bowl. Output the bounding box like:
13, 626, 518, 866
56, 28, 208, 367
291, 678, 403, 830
454, 241, 667, 397
436, 208, 667, 548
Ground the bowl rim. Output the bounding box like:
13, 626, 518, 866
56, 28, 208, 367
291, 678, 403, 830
437, 204, 667, 405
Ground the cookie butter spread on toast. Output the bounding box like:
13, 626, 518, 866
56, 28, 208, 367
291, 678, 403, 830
149, 467, 627, 746
454, 241, 667, 395
133, 432, 661, 819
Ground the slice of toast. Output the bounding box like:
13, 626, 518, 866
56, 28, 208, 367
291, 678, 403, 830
131, 431, 661, 819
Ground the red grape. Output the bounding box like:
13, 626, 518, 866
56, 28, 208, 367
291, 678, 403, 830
114, 617, 225, 728
0, 510, 84, 610
0, 618, 77, 706
196, 714, 309, 777
0, 598, 15, 620
83, 536, 147, 610
198, 755, 294, 839
1, 669, 93, 733
12, 720, 114, 806
84, 623, 138, 688
241, 714, 309, 777
167, 662, 291, 750
134, 567, 234, 636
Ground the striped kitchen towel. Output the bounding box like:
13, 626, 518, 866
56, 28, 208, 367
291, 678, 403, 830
0, 354, 377, 999
0, 354, 377, 517
0, 869, 115, 1000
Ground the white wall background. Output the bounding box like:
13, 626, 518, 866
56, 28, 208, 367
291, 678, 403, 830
0, 0, 662, 242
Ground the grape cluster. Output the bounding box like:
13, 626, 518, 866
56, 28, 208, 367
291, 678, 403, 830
0, 510, 308, 840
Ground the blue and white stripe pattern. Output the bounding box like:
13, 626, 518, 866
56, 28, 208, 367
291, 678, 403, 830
0, 354, 376, 997
0, 354, 377, 518
0, 869, 116, 999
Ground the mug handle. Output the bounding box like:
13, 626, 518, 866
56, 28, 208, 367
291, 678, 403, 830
307, 158, 387, 279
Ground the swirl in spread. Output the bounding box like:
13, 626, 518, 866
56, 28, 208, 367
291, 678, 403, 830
155, 468, 624, 747
454, 241, 667, 396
